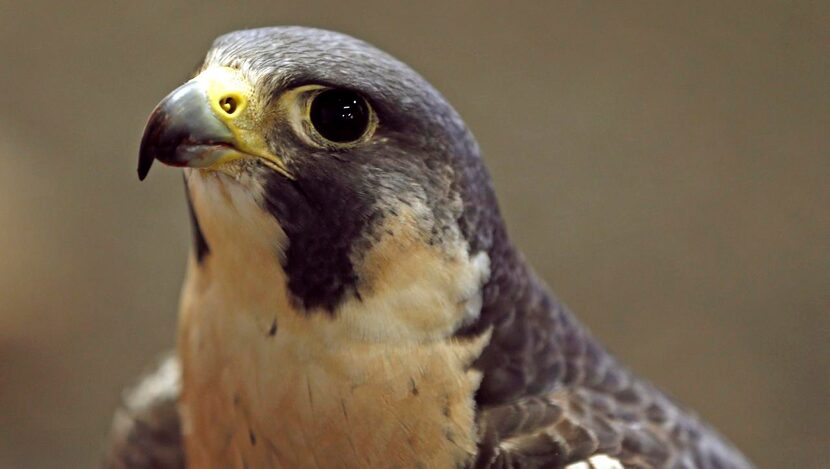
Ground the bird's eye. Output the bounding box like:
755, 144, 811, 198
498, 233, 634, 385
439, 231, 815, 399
309, 89, 371, 144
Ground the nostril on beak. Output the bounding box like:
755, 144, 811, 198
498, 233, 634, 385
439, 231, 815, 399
219, 96, 238, 115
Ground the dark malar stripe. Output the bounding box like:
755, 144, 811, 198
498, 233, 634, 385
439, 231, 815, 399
183, 176, 210, 263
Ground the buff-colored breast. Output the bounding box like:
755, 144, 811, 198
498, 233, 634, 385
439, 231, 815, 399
177, 171, 491, 468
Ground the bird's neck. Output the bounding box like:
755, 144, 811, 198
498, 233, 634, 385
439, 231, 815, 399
448, 152, 617, 403
458, 223, 617, 406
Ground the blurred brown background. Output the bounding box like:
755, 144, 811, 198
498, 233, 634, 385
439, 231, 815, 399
0, 1, 827, 468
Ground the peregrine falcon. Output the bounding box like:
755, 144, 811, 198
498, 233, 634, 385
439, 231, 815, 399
106, 27, 754, 469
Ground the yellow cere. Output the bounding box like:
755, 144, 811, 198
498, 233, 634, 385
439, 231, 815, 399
195, 67, 293, 178
200, 66, 250, 122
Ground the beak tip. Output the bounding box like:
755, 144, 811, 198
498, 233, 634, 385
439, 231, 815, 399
137, 156, 153, 181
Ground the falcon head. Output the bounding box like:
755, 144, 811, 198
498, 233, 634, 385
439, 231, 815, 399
139, 27, 504, 343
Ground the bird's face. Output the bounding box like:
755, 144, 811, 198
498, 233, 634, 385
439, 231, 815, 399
139, 28, 494, 343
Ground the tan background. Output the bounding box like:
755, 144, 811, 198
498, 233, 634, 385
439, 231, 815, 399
0, 1, 827, 468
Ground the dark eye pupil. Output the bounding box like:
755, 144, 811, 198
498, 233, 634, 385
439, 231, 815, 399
309, 89, 370, 143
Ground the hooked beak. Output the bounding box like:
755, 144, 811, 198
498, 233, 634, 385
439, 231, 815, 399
138, 67, 291, 181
